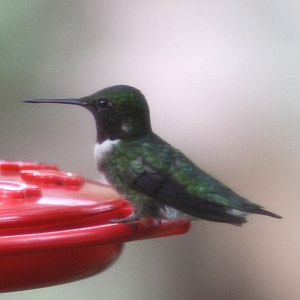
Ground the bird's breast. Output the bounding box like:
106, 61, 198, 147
94, 139, 120, 171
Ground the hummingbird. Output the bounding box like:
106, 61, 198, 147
24, 85, 282, 226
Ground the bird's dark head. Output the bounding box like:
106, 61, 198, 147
25, 85, 152, 143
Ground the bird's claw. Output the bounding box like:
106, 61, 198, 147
110, 214, 140, 231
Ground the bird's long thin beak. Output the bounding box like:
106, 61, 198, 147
23, 98, 85, 106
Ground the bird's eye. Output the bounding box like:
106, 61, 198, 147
97, 98, 109, 110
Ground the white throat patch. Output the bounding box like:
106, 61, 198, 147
94, 139, 120, 169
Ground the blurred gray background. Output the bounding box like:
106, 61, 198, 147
0, 1, 299, 299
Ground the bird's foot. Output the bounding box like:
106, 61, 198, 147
152, 218, 162, 228
110, 213, 140, 224
110, 213, 140, 231
109, 214, 163, 231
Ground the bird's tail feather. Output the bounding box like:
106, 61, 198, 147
253, 208, 282, 219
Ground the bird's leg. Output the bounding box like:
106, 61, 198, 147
110, 212, 140, 224
151, 218, 162, 228
110, 212, 141, 232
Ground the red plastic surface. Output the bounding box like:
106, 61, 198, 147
0, 161, 190, 292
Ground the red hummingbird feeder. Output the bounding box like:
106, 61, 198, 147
0, 160, 190, 292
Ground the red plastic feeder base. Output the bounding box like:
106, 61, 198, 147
0, 161, 190, 292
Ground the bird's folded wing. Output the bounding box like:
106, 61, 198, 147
125, 157, 248, 224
